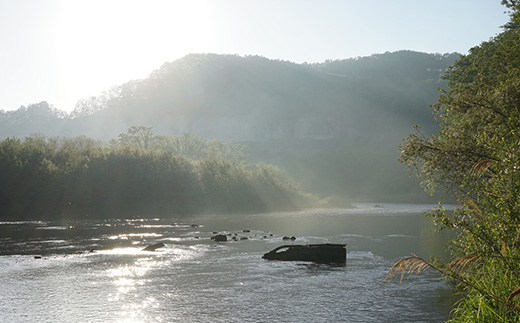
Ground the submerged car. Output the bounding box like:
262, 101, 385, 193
262, 243, 346, 263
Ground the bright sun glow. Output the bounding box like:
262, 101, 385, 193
53, 0, 216, 110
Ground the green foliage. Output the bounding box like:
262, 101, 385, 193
397, 3, 520, 321
0, 128, 315, 220
111, 127, 247, 163
113, 126, 156, 149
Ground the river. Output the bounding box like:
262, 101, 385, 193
0, 203, 456, 322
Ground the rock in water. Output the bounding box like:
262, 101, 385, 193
143, 242, 165, 251
211, 234, 228, 242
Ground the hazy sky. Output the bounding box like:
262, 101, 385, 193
0, 0, 510, 113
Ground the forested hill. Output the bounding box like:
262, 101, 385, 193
0, 51, 459, 202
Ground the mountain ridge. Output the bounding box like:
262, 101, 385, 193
0, 51, 460, 201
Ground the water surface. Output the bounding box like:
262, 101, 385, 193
0, 203, 455, 322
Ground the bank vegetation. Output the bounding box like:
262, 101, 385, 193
388, 1, 520, 321
0, 127, 318, 220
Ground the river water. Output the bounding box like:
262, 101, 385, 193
0, 204, 456, 322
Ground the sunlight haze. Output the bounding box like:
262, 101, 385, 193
0, 0, 509, 112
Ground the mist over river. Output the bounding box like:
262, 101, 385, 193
0, 204, 456, 322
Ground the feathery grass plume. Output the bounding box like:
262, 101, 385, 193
463, 199, 481, 215
386, 254, 437, 282
471, 160, 496, 175
461, 199, 485, 223
446, 255, 481, 273
387, 253, 496, 302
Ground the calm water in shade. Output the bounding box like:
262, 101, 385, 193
0, 204, 456, 322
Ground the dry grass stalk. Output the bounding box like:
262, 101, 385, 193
464, 200, 482, 216
386, 254, 434, 282
506, 287, 520, 307
446, 255, 481, 274
472, 160, 496, 174
461, 199, 485, 223
387, 254, 495, 300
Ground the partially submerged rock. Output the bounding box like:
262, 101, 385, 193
143, 242, 165, 251
211, 234, 228, 242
